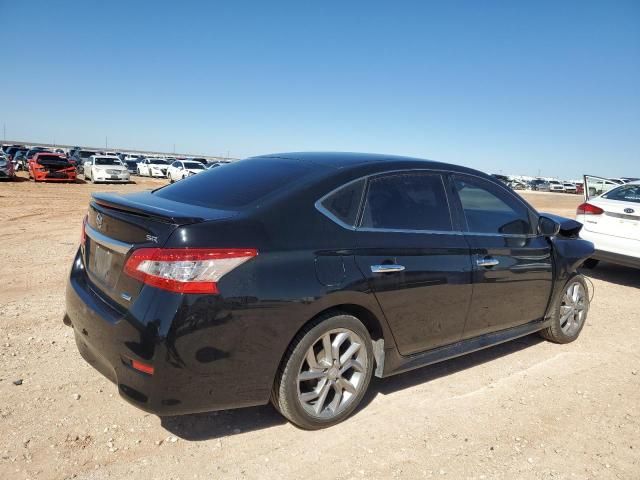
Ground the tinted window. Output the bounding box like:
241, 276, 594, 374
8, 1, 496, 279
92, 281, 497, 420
150, 159, 167, 164
154, 157, 318, 209
360, 173, 452, 231
453, 175, 533, 235
603, 184, 640, 203
94, 157, 122, 166
36, 155, 68, 164
320, 179, 365, 227
183, 162, 205, 169
78, 151, 97, 159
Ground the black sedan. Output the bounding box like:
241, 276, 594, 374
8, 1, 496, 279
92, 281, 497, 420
65, 153, 594, 429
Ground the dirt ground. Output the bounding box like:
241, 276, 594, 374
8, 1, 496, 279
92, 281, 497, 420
1, 173, 638, 480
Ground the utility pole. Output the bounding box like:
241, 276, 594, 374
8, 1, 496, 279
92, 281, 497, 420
2, 123, 5, 142
105, 136, 108, 150
173, 144, 175, 154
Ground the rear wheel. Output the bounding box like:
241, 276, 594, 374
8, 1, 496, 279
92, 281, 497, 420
540, 275, 589, 344
272, 313, 374, 429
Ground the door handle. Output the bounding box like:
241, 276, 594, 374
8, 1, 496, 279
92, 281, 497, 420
476, 256, 499, 268
371, 264, 405, 273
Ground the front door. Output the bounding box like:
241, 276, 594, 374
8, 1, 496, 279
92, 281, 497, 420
450, 174, 554, 339
353, 171, 473, 356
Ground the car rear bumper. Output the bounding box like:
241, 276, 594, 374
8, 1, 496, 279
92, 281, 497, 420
579, 229, 640, 268
65, 249, 274, 416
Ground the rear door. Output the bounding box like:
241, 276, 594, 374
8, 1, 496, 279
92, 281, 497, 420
450, 174, 553, 339
353, 171, 473, 356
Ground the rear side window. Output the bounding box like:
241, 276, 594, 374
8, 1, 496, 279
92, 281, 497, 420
320, 179, 365, 227
453, 175, 533, 235
154, 157, 319, 209
360, 173, 452, 231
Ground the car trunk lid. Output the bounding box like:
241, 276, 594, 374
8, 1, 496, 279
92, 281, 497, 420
83, 191, 237, 308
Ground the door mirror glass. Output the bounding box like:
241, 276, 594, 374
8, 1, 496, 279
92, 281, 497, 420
538, 215, 560, 236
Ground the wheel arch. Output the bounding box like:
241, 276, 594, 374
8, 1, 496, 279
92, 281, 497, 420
276, 302, 391, 382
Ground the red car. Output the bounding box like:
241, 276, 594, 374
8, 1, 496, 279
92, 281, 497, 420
29, 153, 77, 182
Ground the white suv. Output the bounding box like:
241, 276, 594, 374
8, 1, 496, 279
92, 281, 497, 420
166, 160, 206, 182
577, 176, 640, 269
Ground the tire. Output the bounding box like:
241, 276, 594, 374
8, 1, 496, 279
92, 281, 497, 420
582, 258, 599, 269
539, 275, 589, 344
271, 312, 374, 430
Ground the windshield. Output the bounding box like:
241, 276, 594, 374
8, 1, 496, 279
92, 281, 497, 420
79, 151, 97, 158
603, 184, 640, 203
183, 162, 205, 169
37, 155, 69, 163
150, 159, 167, 165
95, 158, 122, 166
154, 157, 319, 209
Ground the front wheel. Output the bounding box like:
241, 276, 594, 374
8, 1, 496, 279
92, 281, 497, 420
540, 275, 589, 344
271, 313, 374, 429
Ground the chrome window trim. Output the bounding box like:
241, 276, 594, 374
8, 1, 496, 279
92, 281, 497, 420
314, 167, 541, 238
85, 224, 133, 255
314, 177, 367, 231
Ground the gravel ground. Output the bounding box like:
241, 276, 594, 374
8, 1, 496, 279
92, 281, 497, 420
0, 173, 638, 480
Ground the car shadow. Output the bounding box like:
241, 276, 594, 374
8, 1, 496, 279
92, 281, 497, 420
5, 175, 30, 182
580, 262, 640, 288
160, 334, 543, 440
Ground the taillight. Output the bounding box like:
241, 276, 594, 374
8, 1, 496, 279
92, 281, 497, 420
130, 359, 154, 375
123, 248, 258, 294
80, 215, 88, 247
577, 202, 604, 215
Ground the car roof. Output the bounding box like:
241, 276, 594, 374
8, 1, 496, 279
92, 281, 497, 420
251, 151, 477, 174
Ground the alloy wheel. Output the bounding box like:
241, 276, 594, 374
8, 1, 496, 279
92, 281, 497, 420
559, 282, 587, 336
297, 328, 368, 419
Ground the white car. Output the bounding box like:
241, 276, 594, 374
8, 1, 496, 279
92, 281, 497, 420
563, 182, 577, 194
166, 160, 206, 183
83, 156, 130, 183
577, 175, 640, 269
548, 180, 565, 192
137, 158, 169, 177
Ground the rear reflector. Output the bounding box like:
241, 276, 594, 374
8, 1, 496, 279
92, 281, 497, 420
577, 202, 604, 215
80, 215, 88, 247
123, 248, 258, 294
131, 359, 154, 375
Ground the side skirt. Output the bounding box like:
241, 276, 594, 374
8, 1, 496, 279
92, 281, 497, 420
380, 319, 551, 378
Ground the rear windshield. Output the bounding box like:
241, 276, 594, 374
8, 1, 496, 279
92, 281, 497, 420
603, 184, 640, 203
154, 157, 318, 209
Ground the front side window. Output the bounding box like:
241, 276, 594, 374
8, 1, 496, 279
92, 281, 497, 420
453, 175, 533, 235
360, 173, 452, 231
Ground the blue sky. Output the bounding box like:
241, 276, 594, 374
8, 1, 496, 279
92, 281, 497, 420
1, 1, 638, 179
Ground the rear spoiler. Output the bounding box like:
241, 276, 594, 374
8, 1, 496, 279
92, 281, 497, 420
92, 192, 238, 225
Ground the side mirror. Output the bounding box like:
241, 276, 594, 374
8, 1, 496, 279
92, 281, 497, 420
538, 215, 560, 237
